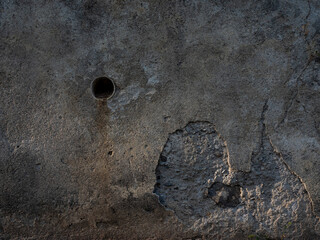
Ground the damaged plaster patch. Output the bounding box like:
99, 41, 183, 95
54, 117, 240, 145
107, 83, 144, 112
141, 62, 160, 87
146, 76, 159, 86
154, 122, 319, 238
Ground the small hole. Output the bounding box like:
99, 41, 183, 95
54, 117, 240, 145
91, 77, 115, 99
108, 151, 113, 156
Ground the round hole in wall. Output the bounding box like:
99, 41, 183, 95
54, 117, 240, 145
91, 77, 115, 100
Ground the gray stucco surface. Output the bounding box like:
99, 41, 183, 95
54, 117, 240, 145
1, 0, 320, 239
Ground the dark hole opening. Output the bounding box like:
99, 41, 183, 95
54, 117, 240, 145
91, 77, 115, 99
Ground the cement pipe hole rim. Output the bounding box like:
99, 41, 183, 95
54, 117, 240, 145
91, 77, 115, 100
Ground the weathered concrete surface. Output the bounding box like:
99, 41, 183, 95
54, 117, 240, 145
1, 0, 320, 239
154, 122, 319, 239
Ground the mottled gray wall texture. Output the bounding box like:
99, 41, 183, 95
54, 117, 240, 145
1, 0, 320, 239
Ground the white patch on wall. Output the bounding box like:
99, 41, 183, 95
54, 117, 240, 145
141, 62, 161, 86
108, 83, 145, 113
147, 75, 159, 86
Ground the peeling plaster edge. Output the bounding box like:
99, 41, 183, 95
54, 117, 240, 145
268, 137, 319, 218
151, 121, 233, 204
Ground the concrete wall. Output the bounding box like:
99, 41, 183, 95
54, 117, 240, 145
1, 0, 320, 238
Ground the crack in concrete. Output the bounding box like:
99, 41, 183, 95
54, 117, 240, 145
259, 99, 269, 151
279, 60, 311, 127
279, 0, 319, 127
306, 0, 311, 21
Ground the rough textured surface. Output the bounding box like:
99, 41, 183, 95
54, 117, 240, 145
1, 0, 320, 239
154, 122, 319, 238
